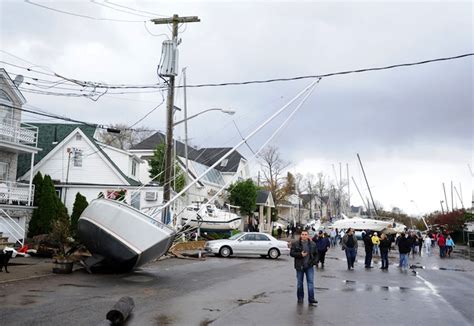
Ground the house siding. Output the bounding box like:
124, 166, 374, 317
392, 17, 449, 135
31, 133, 125, 185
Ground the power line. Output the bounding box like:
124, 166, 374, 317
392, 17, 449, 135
104, 0, 170, 18
128, 90, 166, 128
24, 0, 145, 23
3, 52, 472, 92
179, 53, 474, 88
90, 0, 153, 18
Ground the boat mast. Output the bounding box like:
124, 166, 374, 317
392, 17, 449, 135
356, 153, 378, 216
351, 177, 369, 214
346, 163, 350, 212
442, 182, 449, 212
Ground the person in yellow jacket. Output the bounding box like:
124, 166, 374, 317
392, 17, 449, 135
371, 232, 380, 256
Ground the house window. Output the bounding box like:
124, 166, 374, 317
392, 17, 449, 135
73, 149, 83, 167
75, 133, 82, 141
0, 90, 12, 103
0, 162, 9, 181
131, 161, 137, 176
0, 104, 14, 125
220, 159, 228, 167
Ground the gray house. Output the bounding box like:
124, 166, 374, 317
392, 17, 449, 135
0, 69, 40, 246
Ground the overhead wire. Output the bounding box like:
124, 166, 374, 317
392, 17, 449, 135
24, 0, 145, 23
3, 53, 472, 92
90, 0, 153, 18
103, 0, 171, 18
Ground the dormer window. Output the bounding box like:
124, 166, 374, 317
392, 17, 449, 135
220, 159, 228, 167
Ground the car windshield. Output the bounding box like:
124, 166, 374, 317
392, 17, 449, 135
228, 233, 243, 240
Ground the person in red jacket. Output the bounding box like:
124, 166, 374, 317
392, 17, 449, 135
437, 233, 446, 258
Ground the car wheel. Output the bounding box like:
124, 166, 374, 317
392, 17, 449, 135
268, 248, 280, 259
219, 246, 232, 258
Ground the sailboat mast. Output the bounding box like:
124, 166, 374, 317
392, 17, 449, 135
442, 183, 449, 212
347, 163, 350, 211
356, 153, 378, 216
352, 177, 369, 214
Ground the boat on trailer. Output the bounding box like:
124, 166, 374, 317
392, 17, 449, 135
180, 203, 241, 231
78, 198, 176, 272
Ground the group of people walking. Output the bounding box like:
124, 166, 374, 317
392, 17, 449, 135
289, 226, 457, 305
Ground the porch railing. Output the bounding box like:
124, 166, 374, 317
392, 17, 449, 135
0, 181, 35, 206
0, 208, 25, 246
0, 119, 38, 147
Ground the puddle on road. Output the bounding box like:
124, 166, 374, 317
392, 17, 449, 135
59, 283, 97, 288
199, 318, 216, 326
236, 292, 268, 306
436, 267, 467, 272
315, 287, 330, 291
203, 308, 221, 312
121, 273, 157, 283
343, 280, 356, 283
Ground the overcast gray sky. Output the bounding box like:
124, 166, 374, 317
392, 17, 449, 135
1, 0, 472, 215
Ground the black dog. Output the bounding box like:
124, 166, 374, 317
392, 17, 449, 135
0, 249, 13, 273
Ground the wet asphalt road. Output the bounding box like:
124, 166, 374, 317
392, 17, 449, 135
1, 245, 473, 326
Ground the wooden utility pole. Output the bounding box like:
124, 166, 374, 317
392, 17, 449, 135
151, 15, 200, 223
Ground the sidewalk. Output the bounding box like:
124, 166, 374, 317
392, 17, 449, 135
0, 256, 54, 284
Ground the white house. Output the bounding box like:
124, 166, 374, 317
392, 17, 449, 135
277, 194, 310, 226
0, 69, 40, 245
18, 124, 162, 214
129, 131, 250, 206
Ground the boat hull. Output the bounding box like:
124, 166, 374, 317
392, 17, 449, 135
78, 199, 176, 272
180, 216, 242, 231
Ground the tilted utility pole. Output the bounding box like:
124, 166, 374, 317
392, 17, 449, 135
152, 14, 200, 223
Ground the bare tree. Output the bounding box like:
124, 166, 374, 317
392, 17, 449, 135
315, 172, 327, 219
305, 173, 317, 219
259, 146, 291, 208
96, 123, 154, 150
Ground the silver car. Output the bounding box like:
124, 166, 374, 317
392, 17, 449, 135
204, 232, 290, 259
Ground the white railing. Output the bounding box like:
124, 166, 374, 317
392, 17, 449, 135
0, 208, 25, 246
0, 181, 35, 206
0, 119, 38, 147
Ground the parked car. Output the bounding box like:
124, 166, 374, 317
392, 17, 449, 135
205, 232, 290, 259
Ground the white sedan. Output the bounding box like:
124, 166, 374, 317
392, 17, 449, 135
205, 232, 290, 259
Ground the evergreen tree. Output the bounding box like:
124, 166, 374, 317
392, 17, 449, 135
70, 192, 88, 236
29, 175, 69, 236
28, 172, 44, 237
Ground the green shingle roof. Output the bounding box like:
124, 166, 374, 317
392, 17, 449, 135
17, 123, 96, 178
17, 123, 141, 186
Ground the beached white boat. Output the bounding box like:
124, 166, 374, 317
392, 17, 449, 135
330, 214, 392, 232
180, 203, 241, 231
78, 199, 176, 272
